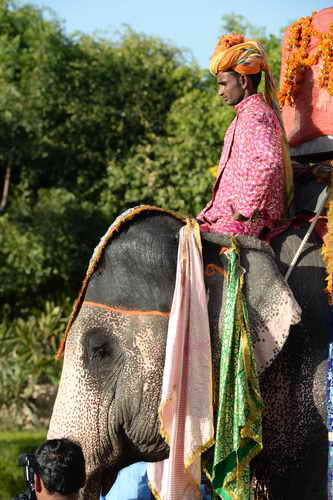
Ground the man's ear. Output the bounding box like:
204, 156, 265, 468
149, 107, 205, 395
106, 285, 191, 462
239, 74, 248, 90
35, 473, 43, 493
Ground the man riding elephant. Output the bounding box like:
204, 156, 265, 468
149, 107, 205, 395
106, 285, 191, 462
98, 34, 298, 500
197, 34, 293, 239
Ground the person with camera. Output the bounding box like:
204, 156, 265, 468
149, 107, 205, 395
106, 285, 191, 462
13, 438, 86, 500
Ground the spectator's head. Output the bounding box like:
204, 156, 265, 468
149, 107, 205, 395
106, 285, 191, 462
34, 439, 85, 500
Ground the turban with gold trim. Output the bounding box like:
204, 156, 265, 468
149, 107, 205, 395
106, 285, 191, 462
209, 34, 294, 214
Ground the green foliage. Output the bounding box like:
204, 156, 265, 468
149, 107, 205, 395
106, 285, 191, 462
0, 299, 69, 417
0, 1, 63, 170
0, 431, 46, 499
101, 87, 234, 217
0, 183, 106, 307
221, 12, 266, 38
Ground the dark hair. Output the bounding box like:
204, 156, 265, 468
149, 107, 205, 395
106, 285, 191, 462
35, 439, 86, 495
228, 70, 262, 89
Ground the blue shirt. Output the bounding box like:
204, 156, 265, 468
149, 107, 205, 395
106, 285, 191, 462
100, 462, 151, 500
100, 462, 211, 500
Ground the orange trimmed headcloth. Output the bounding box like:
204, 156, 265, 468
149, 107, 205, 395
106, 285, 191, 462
209, 34, 269, 76
209, 33, 294, 214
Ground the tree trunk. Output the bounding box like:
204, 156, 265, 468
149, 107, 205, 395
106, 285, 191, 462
1, 166, 11, 211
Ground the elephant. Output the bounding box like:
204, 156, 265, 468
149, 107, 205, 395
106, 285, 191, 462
48, 206, 328, 499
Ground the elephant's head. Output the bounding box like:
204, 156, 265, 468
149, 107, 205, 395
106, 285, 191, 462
48, 211, 184, 497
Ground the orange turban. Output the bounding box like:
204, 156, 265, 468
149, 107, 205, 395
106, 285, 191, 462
209, 33, 294, 214
209, 34, 268, 76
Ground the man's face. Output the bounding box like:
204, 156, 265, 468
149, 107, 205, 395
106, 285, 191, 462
217, 71, 245, 106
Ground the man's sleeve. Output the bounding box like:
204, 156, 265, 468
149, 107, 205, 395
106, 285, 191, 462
236, 111, 282, 219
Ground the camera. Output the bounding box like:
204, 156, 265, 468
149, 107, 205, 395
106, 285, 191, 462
10, 453, 37, 500
19, 454, 37, 491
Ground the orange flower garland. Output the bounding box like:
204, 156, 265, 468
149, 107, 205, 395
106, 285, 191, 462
279, 12, 333, 107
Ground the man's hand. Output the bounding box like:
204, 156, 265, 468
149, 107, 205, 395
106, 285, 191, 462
233, 211, 249, 222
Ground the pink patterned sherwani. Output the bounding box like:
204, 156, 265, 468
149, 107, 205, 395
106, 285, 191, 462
197, 93, 284, 237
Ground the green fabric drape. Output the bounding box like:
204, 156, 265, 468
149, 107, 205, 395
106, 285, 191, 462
206, 240, 263, 500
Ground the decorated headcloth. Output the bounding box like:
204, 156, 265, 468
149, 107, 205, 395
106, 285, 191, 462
209, 33, 294, 214
209, 34, 268, 76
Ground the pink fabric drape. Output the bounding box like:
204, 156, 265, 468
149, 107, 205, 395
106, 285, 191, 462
148, 220, 214, 500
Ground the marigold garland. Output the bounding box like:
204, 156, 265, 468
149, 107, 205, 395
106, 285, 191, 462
280, 12, 333, 107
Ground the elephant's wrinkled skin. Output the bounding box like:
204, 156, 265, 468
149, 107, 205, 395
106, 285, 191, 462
48, 212, 328, 499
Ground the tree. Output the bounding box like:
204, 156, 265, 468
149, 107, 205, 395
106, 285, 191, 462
0, 0, 65, 208
100, 83, 234, 218
0, 4, 206, 310
221, 12, 265, 38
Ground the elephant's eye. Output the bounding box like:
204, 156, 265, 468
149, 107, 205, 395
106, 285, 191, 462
87, 331, 112, 362
91, 343, 109, 360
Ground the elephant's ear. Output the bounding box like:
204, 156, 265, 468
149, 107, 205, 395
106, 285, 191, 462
202, 232, 301, 374
240, 248, 301, 373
